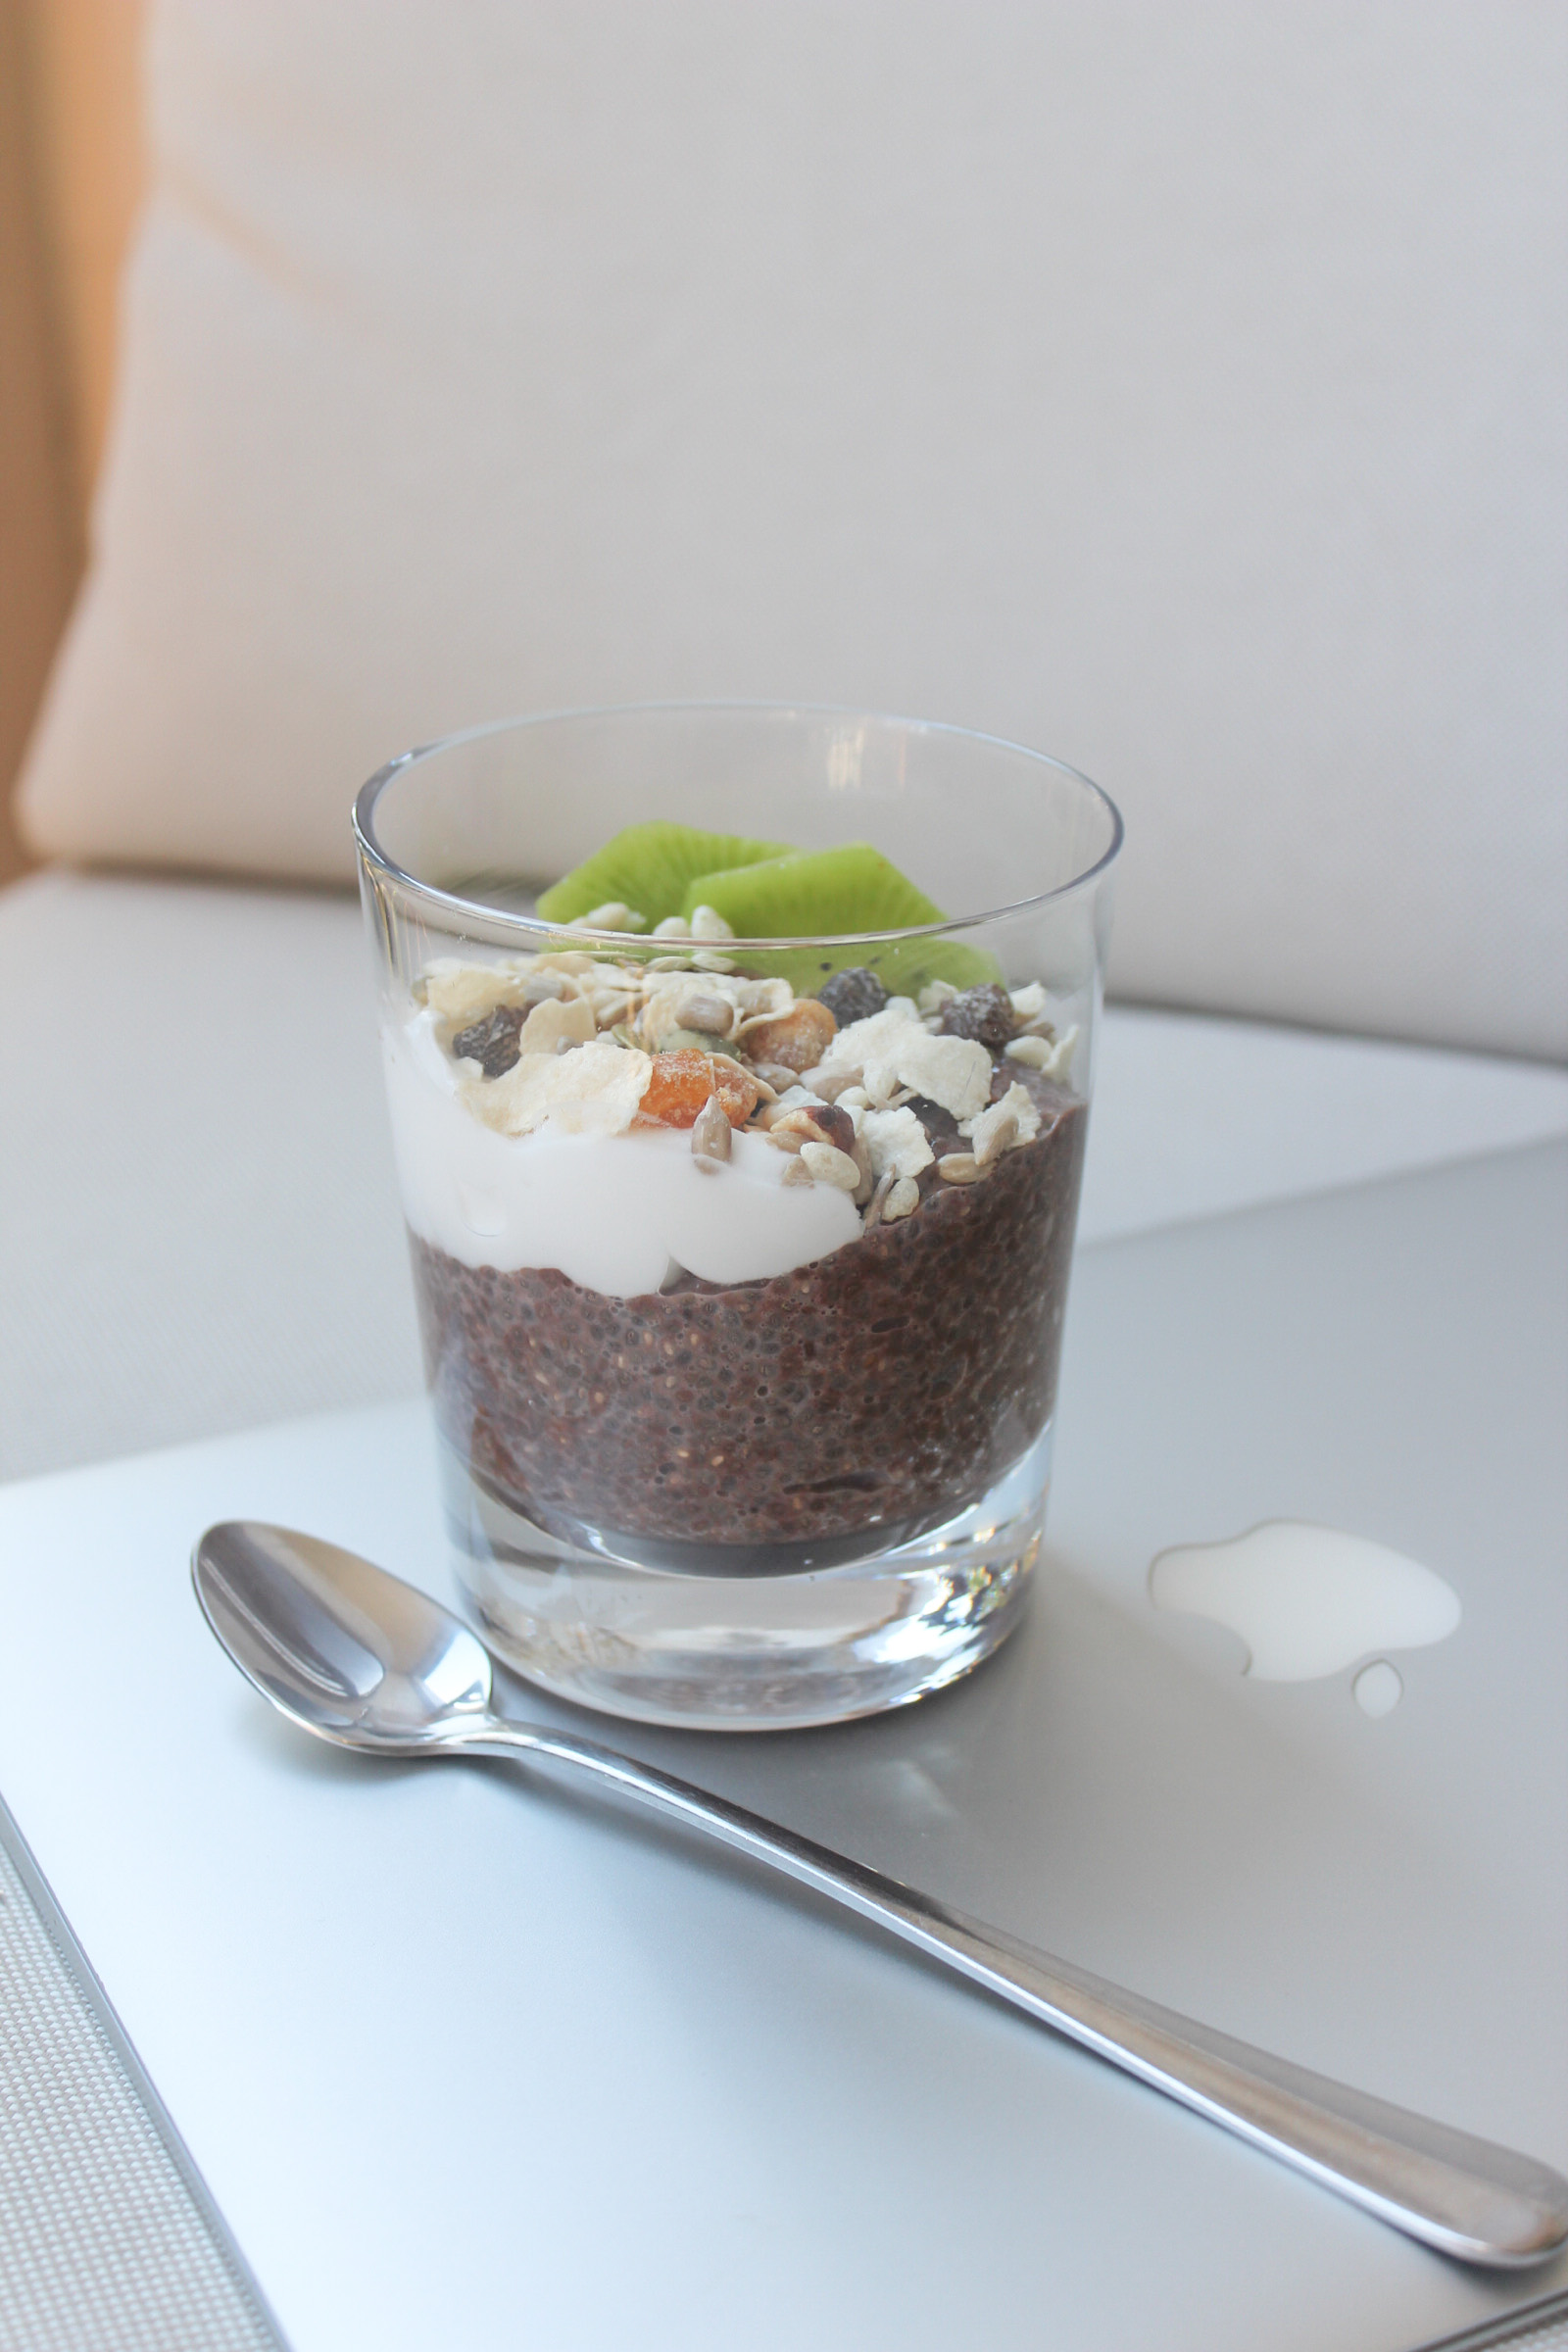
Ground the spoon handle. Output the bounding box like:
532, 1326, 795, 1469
467, 1719, 1567, 2269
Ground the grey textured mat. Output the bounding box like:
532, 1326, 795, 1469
1428, 2316, 1568, 2352
0, 1800, 284, 2352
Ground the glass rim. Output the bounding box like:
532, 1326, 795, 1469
353, 699, 1124, 948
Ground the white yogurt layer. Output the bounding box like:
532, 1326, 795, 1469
382, 1010, 862, 1297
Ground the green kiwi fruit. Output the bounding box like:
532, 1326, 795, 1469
678, 843, 997, 996
679, 844, 939, 937
536, 821, 793, 930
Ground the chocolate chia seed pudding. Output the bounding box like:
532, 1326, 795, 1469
410, 1069, 1086, 1558
382, 926, 1092, 1572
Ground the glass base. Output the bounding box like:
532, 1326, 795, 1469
441, 1431, 1050, 1730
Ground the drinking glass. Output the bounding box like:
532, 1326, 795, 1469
356, 704, 1120, 1729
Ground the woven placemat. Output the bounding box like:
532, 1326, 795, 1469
1427, 2311, 1568, 2352
0, 1796, 285, 2352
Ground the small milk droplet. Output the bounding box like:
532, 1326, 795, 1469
457, 1183, 505, 1237
1353, 1659, 1403, 1717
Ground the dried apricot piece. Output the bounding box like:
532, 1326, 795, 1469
636, 1049, 760, 1130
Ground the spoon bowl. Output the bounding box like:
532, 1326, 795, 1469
194, 1522, 494, 1748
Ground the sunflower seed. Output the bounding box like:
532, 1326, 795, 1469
862, 1172, 897, 1227
851, 1131, 876, 1204
691, 1097, 732, 1167
679, 991, 738, 1037
970, 1106, 1019, 1167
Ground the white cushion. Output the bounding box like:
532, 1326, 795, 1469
17, 1, 1566, 1057
0, 872, 422, 1481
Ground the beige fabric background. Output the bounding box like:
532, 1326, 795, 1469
0, 0, 146, 888
17, 0, 1568, 1056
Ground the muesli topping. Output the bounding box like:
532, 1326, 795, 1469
408, 825, 1080, 1257
417, 925, 1070, 1237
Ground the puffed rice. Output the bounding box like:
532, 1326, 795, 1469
688, 904, 735, 941
799, 1141, 861, 1192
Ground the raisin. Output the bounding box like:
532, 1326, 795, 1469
637, 1050, 760, 1130
901, 1093, 963, 1157
937, 984, 1016, 1050
452, 1004, 526, 1078
816, 966, 887, 1026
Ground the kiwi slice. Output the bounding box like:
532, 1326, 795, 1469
678, 843, 997, 996
679, 844, 940, 937
536, 821, 793, 930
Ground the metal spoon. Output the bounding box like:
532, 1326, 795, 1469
192, 1519, 1568, 2270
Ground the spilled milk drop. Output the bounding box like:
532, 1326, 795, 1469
1149, 1522, 1461, 1683
1352, 1660, 1404, 1717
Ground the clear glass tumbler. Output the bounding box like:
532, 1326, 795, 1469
355, 705, 1120, 1730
